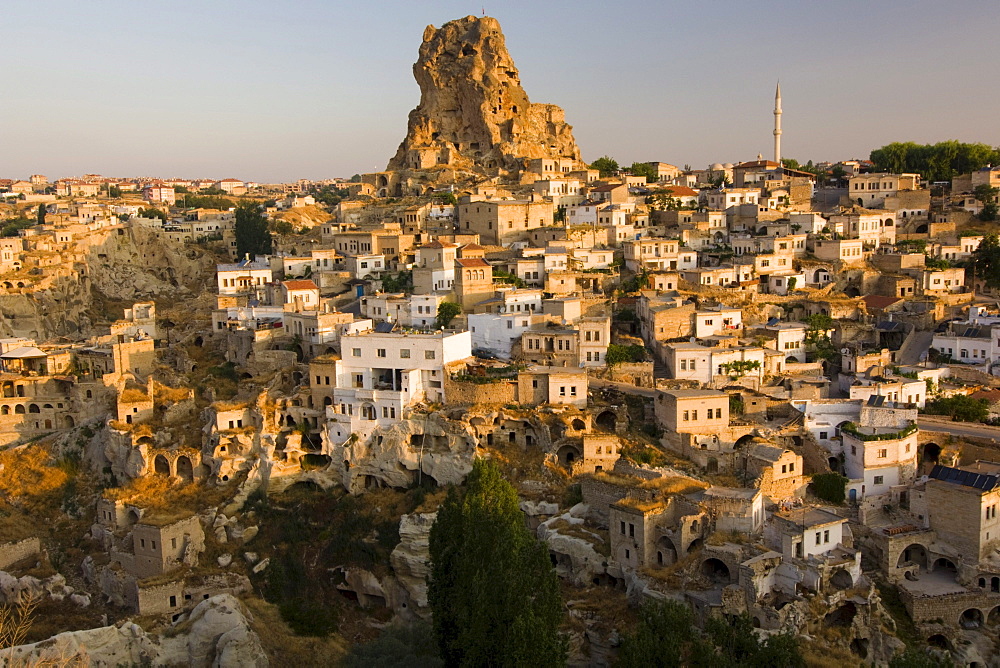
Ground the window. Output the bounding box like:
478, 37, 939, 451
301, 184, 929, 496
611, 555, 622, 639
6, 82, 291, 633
789, 462, 795, 472
400, 349, 410, 358
425, 350, 436, 359
815, 532, 822, 545
874, 475, 884, 485
692, 410, 698, 420
823, 530, 829, 543
352, 348, 361, 357
559, 386, 566, 397
680, 359, 687, 371
878, 449, 887, 458
715, 408, 722, 419
683, 410, 689, 421
620, 521, 625, 534
629, 523, 635, 537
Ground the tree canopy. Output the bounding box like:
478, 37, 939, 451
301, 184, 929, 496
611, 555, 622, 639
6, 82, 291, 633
869, 141, 1000, 182
970, 233, 1000, 288
435, 302, 462, 330
589, 156, 619, 177
428, 459, 566, 667
234, 200, 272, 259
616, 599, 805, 668
628, 162, 658, 183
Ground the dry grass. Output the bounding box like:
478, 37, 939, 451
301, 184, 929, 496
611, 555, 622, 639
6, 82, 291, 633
547, 518, 609, 556
103, 475, 239, 524
638, 475, 708, 495
154, 384, 191, 404
119, 388, 149, 403
242, 596, 348, 667
0, 446, 69, 517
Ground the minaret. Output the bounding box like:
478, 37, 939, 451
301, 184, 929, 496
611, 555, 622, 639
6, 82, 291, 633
773, 81, 782, 165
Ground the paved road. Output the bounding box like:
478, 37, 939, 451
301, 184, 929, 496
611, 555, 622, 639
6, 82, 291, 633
589, 378, 659, 398
917, 416, 1000, 441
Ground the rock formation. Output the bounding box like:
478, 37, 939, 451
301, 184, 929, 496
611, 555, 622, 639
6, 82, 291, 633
387, 15, 581, 180
0, 594, 267, 668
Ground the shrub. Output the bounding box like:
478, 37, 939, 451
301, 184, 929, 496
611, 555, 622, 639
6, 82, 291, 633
811, 473, 848, 504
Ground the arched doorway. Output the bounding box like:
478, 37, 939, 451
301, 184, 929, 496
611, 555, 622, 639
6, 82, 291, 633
556, 444, 581, 467
959, 608, 984, 629
933, 558, 957, 576
656, 536, 677, 567
734, 434, 755, 450
988, 605, 1000, 627
571, 418, 586, 431
825, 602, 857, 628
828, 456, 841, 473
176, 456, 194, 481
830, 569, 853, 590
896, 544, 928, 570
701, 558, 730, 583
921, 443, 940, 464
153, 454, 170, 475
595, 411, 616, 432
927, 634, 950, 650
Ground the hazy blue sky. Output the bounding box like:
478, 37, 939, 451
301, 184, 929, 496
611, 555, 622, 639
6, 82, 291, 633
3, 0, 999, 182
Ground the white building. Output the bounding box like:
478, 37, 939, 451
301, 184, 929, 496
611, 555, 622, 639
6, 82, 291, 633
326, 328, 472, 446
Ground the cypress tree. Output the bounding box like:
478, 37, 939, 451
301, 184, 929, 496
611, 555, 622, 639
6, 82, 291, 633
234, 200, 272, 259
428, 459, 566, 667
36, 204, 45, 226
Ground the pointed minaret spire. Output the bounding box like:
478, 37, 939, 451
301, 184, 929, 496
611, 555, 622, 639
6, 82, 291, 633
773, 81, 782, 165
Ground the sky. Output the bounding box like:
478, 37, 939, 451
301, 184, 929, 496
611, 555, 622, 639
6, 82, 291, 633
3, 0, 999, 183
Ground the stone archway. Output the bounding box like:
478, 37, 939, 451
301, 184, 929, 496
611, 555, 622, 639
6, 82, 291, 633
701, 558, 730, 583
921, 442, 941, 464
153, 454, 170, 475
927, 634, 950, 650
933, 557, 957, 574
988, 605, 1000, 627
960, 608, 984, 629
176, 455, 194, 481
656, 536, 677, 567
896, 544, 928, 570
571, 418, 586, 431
556, 444, 581, 467
830, 569, 853, 590
595, 410, 616, 432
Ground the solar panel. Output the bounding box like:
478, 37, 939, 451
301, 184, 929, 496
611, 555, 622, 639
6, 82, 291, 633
929, 465, 1000, 491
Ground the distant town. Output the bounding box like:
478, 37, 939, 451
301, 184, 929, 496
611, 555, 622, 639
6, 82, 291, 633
0, 13, 998, 668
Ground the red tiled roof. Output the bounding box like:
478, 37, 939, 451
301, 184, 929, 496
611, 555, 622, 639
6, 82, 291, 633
455, 258, 491, 268
862, 295, 903, 311
283, 280, 318, 290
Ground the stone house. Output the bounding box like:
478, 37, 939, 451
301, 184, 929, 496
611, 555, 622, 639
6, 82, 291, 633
655, 389, 729, 434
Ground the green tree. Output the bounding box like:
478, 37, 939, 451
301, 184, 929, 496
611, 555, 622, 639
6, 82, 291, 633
435, 302, 462, 329
108, 185, 122, 198
344, 621, 443, 668
810, 472, 848, 504
429, 460, 566, 667
922, 395, 989, 422
605, 344, 646, 366
870, 141, 1000, 182
974, 184, 999, 221
139, 207, 167, 222
780, 158, 801, 171
889, 646, 955, 668
35, 204, 45, 226
616, 599, 703, 667
589, 156, 619, 177
704, 614, 805, 668
970, 233, 1000, 288
234, 200, 272, 259
805, 313, 837, 363
628, 162, 658, 183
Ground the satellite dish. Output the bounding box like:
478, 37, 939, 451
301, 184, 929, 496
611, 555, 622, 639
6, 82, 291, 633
841, 348, 850, 355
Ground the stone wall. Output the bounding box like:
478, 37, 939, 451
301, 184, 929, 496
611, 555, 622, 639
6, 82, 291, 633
580, 476, 656, 525
0, 538, 40, 570
443, 376, 517, 406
